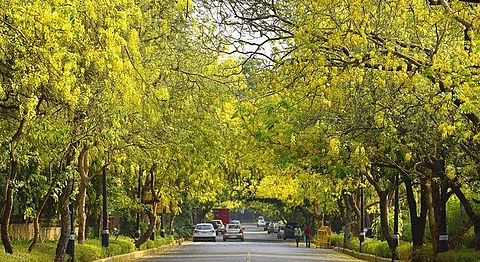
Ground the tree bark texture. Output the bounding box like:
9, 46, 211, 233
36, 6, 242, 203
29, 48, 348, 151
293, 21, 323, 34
342, 193, 352, 248
54, 179, 72, 262
77, 146, 90, 244
135, 164, 159, 248
405, 179, 428, 249
1, 119, 26, 254
378, 191, 394, 247
28, 190, 51, 252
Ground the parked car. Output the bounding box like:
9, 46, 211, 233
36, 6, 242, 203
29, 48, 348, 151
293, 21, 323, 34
283, 222, 298, 240
263, 222, 270, 231
267, 222, 276, 234
231, 220, 241, 226
277, 225, 285, 239
212, 220, 225, 234
223, 223, 244, 241
257, 217, 266, 227
273, 222, 282, 233
193, 223, 216, 242
363, 227, 375, 238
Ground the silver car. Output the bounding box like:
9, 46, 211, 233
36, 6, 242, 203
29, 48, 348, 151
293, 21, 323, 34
193, 223, 216, 242
223, 223, 244, 241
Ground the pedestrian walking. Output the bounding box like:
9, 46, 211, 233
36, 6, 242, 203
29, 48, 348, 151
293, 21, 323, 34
294, 226, 302, 247
304, 226, 312, 248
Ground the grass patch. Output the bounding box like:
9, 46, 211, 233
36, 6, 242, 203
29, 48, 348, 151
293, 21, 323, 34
0, 235, 174, 262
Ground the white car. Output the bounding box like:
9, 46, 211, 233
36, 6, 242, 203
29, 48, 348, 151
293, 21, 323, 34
257, 218, 266, 227
193, 223, 216, 242
223, 223, 244, 241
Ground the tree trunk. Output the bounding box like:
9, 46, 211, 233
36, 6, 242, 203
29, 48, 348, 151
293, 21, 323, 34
405, 179, 428, 249
378, 191, 393, 247
77, 146, 90, 244
342, 193, 352, 247
54, 180, 72, 262
425, 174, 438, 257
1, 182, 15, 254
1, 119, 26, 254
169, 201, 175, 234
77, 181, 87, 244
451, 185, 480, 251
135, 164, 158, 248
28, 190, 51, 252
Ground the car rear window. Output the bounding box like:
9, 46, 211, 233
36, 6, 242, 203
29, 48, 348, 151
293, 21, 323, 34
227, 224, 240, 229
196, 224, 213, 230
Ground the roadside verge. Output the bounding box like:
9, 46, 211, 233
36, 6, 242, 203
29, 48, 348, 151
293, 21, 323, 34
334, 247, 403, 262
94, 239, 182, 262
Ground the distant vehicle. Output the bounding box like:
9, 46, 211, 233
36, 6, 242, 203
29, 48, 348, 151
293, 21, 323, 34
277, 225, 285, 239
263, 222, 270, 231
268, 222, 279, 234
193, 223, 216, 242
212, 220, 225, 234
283, 222, 298, 240
257, 217, 266, 227
213, 208, 230, 226
223, 223, 244, 241
273, 223, 282, 233
258, 216, 264, 220
231, 219, 241, 225
363, 227, 375, 238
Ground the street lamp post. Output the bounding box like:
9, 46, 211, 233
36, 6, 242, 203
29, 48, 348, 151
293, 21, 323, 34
66, 179, 75, 261
136, 167, 142, 239
392, 172, 400, 262
359, 173, 365, 253
102, 167, 109, 247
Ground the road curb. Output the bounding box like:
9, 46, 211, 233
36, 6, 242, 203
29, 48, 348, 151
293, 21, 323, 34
333, 247, 403, 262
94, 239, 182, 262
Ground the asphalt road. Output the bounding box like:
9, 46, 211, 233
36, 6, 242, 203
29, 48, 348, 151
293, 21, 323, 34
138, 223, 361, 262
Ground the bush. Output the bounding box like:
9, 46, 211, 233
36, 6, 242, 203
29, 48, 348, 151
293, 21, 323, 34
329, 233, 344, 247
346, 237, 360, 252
436, 249, 480, 262
461, 229, 476, 249
411, 244, 434, 262
75, 242, 102, 262
397, 242, 413, 261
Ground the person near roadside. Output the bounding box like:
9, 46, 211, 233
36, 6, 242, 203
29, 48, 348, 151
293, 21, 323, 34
304, 226, 313, 248
294, 226, 302, 247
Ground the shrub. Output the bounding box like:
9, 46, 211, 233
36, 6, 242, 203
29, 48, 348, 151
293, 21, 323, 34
397, 242, 413, 261
436, 249, 480, 262
461, 229, 476, 249
329, 233, 344, 247
75, 242, 102, 262
346, 237, 360, 252
411, 244, 434, 262
376, 241, 391, 258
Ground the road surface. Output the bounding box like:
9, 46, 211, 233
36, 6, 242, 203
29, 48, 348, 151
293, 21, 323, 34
137, 223, 361, 262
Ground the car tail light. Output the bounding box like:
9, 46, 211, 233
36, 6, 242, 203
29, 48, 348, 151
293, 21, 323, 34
239, 229, 243, 233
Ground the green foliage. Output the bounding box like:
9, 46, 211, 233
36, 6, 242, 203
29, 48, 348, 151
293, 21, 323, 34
436, 249, 480, 262
329, 233, 344, 247
461, 228, 476, 249
397, 242, 413, 261
411, 244, 434, 262
346, 237, 360, 252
